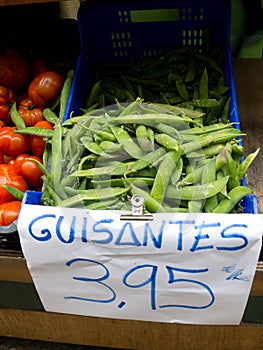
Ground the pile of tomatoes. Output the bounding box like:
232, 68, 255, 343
0, 49, 65, 226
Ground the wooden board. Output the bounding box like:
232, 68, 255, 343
233, 58, 263, 214
0, 0, 63, 5
0, 308, 263, 350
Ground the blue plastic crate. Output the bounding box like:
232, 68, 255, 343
64, 0, 238, 123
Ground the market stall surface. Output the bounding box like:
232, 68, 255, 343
0, 337, 121, 350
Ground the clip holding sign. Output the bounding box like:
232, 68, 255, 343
120, 194, 153, 221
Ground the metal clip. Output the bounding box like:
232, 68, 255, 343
120, 194, 153, 221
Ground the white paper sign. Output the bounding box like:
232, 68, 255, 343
18, 203, 262, 325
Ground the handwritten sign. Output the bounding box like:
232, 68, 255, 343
17, 202, 262, 325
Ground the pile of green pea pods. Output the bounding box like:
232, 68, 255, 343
29, 47, 259, 213
40, 98, 259, 213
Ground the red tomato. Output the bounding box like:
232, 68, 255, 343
28, 71, 64, 107
18, 97, 44, 126
29, 120, 53, 158
0, 163, 28, 204
0, 126, 29, 157
15, 154, 43, 189
0, 49, 31, 91
0, 86, 16, 124
0, 200, 21, 226
11, 153, 30, 175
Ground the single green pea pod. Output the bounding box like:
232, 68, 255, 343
110, 113, 193, 128
110, 125, 145, 159
151, 151, 180, 203
10, 102, 26, 129
216, 167, 228, 201
0, 185, 24, 201
199, 67, 209, 100
85, 198, 121, 210
147, 127, 155, 151
231, 143, 244, 158
137, 84, 144, 98
136, 124, 152, 152
182, 128, 244, 155
155, 123, 183, 143
238, 148, 260, 180
221, 97, 230, 123
124, 89, 136, 102
75, 162, 133, 178
29, 156, 68, 201
50, 123, 63, 186
43, 108, 59, 124
212, 186, 253, 213
171, 158, 183, 185
225, 151, 240, 190
202, 158, 219, 212
129, 183, 167, 213
118, 97, 143, 117
60, 69, 74, 121
59, 186, 130, 208
133, 168, 157, 178
166, 176, 229, 201
145, 102, 206, 119
193, 99, 219, 108
99, 140, 122, 153
155, 133, 181, 152
14, 127, 53, 138
92, 177, 154, 188
203, 143, 225, 158
178, 163, 206, 186
96, 130, 116, 142
86, 80, 102, 108
41, 177, 59, 207
215, 148, 228, 172
126, 75, 161, 87
82, 140, 104, 155
176, 79, 190, 101
181, 122, 235, 136
127, 147, 167, 174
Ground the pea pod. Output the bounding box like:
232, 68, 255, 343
14, 127, 54, 137
166, 176, 229, 201
212, 186, 252, 213
110, 113, 194, 128
110, 125, 145, 159
136, 124, 153, 152
10, 102, 26, 129
43, 108, 59, 124
59, 186, 130, 208
129, 183, 166, 213
155, 133, 181, 152
225, 151, 240, 190
100, 141, 122, 153
238, 148, 260, 180
150, 151, 181, 203
202, 158, 218, 212
0, 185, 24, 201
199, 67, 209, 100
